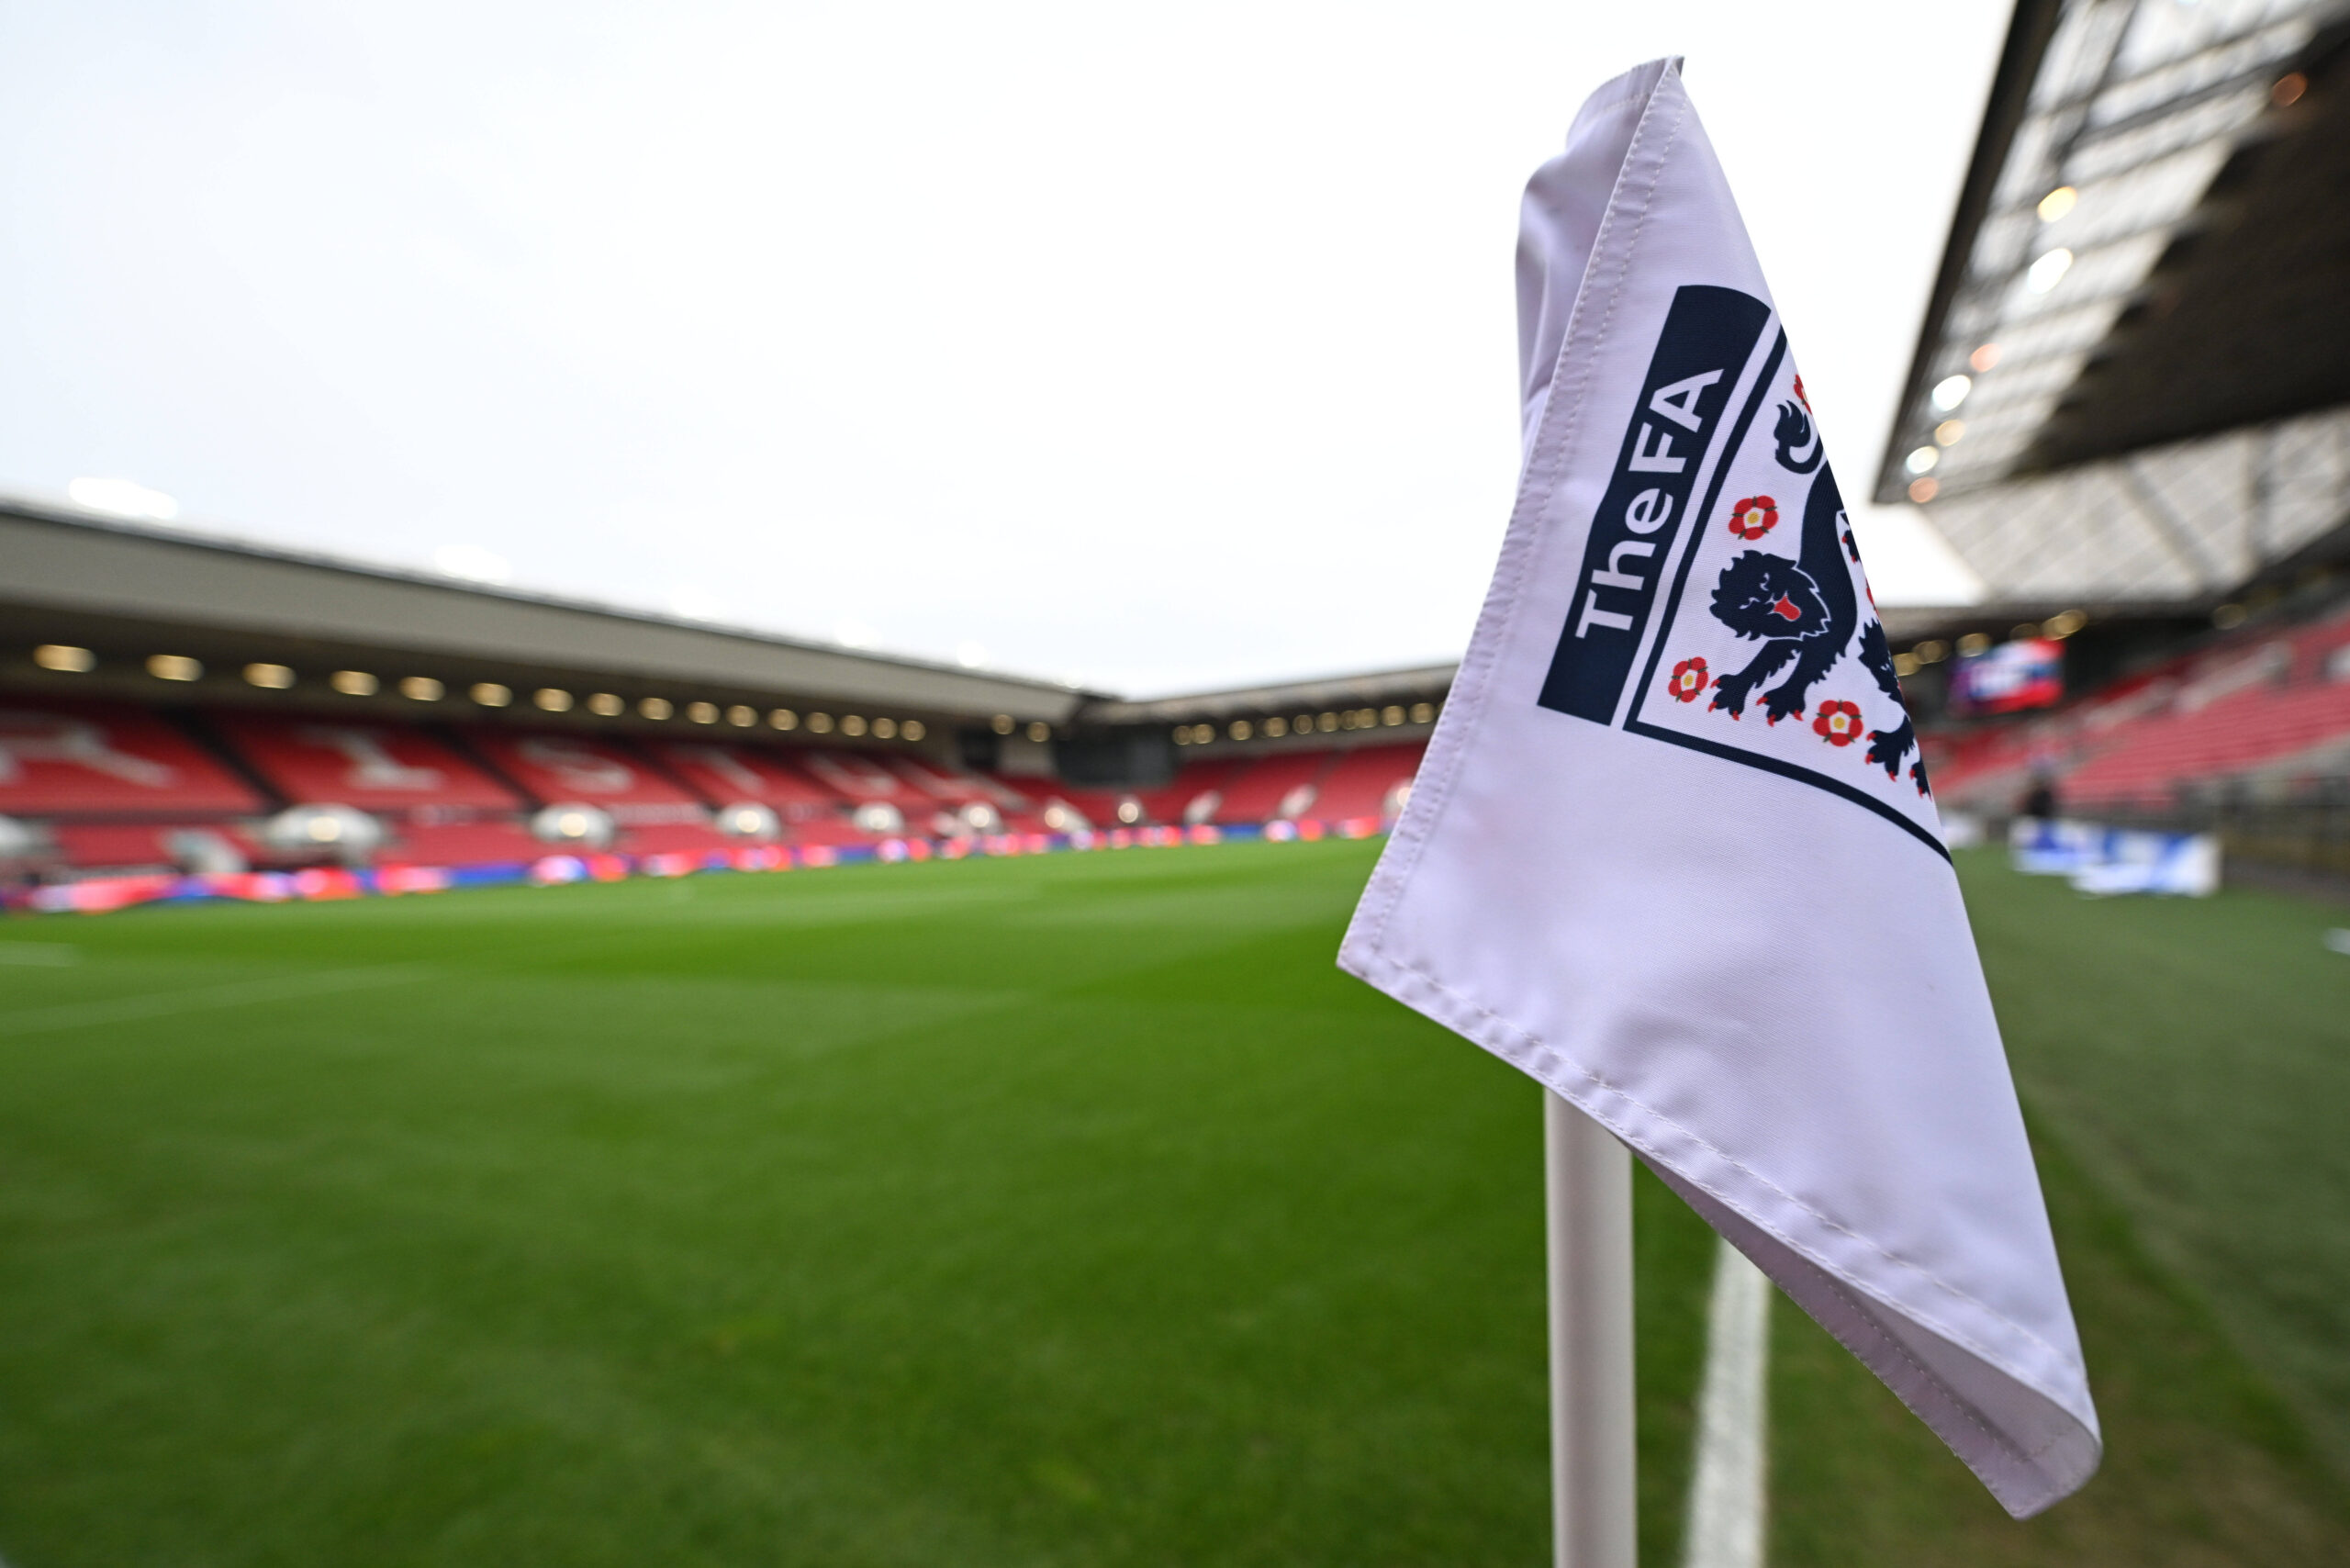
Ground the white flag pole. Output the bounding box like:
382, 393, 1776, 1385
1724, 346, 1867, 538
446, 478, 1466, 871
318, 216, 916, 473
1546, 1089, 1638, 1568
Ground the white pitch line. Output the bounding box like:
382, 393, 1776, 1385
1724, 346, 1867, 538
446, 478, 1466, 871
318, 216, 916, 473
0, 965, 431, 1038
1684, 1234, 1772, 1568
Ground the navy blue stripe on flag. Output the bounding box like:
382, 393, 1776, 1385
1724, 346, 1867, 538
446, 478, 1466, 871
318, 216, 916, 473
1536, 285, 1773, 724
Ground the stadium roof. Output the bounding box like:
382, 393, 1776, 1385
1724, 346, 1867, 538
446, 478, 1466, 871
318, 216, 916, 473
1874, 0, 2350, 605
1084, 665, 1457, 727
0, 498, 1470, 744
0, 496, 1087, 727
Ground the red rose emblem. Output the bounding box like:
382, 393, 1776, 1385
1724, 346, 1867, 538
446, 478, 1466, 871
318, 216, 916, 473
1667, 657, 1709, 703
1793, 374, 1810, 411
1813, 700, 1863, 746
1727, 496, 1778, 540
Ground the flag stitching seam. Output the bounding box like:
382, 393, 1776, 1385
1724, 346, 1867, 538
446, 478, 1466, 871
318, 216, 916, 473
1358, 75, 1688, 958
1382, 951, 2083, 1381
1793, 1260, 2069, 1473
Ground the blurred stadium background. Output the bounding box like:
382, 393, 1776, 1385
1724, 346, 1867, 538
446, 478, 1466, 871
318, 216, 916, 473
2, 0, 2349, 1564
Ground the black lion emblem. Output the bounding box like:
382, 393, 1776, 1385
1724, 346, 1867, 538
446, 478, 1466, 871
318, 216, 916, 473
1707, 467, 1858, 723
1855, 619, 1920, 784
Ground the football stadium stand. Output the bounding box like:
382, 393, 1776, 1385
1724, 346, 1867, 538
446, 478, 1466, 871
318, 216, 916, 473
0, 498, 1446, 880
1928, 592, 2350, 814
1867, 0, 2350, 881
212, 713, 520, 812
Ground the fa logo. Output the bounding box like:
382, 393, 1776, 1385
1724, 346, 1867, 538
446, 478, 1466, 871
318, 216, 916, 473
1537, 286, 1937, 851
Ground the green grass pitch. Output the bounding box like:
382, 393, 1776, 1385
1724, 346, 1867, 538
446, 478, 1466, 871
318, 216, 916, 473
0, 839, 2344, 1564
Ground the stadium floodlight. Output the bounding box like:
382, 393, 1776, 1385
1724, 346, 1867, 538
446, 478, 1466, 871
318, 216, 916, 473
871, 716, 897, 738
67, 476, 178, 521
956, 641, 988, 668
147, 655, 203, 682
34, 644, 95, 673
2036, 185, 2077, 222
1905, 446, 1939, 475
726, 705, 756, 727
991, 714, 1015, 735
1908, 477, 1940, 504
1935, 420, 1965, 447
769, 709, 799, 731
587, 693, 623, 716
852, 801, 904, 836
1024, 721, 1050, 743
0, 814, 40, 857
330, 670, 378, 696
841, 715, 868, 737
398, 677, 443, 701
1263, 717, 1289, 738
531, 801, 615, 849
638, 696, 673, 720
1410, 701, 1436, 723
244, 663, 296, 689
807, 712, 834, 734
1115, 798, 1142, 824
2025, 247, 2073, 295
534, 688, 573, 712
713, 802, 779, 840
957, 801, 1001, 834
1930, 374, 1971, 412
901, 720, 925, 742
687, 701, 718, 724
1040, 801, 1088, 834
471, 682, 513, 707
263, 803, 383, 863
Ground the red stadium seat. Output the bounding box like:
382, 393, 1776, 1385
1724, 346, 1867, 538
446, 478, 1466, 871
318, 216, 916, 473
1133, 757, 1249, 825
1306, 742, 1427, 823
891, 756, 1032, 808
657, 742, 840, 811
212, 714, 519, 811
464, 729, 699, 809
614, 821, 735, 856
0, 702, 263, 815
1925, 599, 2350, 812
380, 819, 544, 868
50, 821, 264, 872
794, 749, 912, 803
1210, 752, 1331, 824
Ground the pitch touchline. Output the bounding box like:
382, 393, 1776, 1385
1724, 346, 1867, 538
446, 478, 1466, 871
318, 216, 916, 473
0, 966, 431, 1037
1684, 1235, 1772, 1568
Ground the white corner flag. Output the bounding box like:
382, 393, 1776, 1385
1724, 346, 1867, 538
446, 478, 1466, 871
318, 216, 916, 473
1339, 57, 2099, 1518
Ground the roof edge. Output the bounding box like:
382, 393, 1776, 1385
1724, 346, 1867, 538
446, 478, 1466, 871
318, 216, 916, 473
1872, 0, 2068, 504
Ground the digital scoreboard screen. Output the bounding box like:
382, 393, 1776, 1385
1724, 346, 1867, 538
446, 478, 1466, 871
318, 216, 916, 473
1949, 638, 2064, 716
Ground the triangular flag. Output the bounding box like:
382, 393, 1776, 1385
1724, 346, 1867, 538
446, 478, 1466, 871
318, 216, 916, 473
1340, 57, 2098, 1518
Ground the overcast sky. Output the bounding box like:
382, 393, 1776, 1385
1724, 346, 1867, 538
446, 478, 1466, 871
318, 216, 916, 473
0, 2, 1999, 695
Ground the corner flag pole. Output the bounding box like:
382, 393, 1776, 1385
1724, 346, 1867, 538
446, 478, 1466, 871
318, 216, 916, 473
1546, 1090, 1638, 1568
